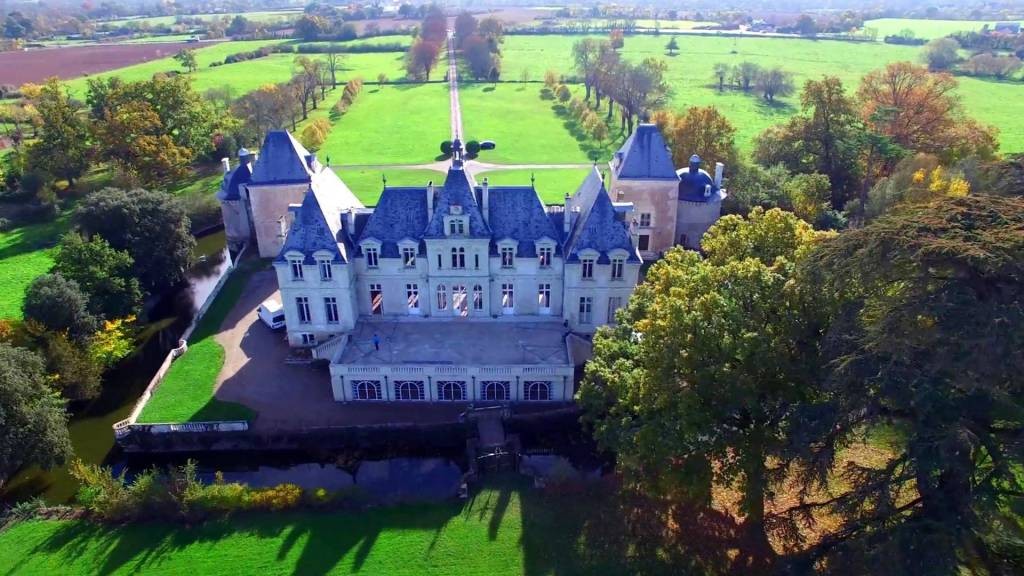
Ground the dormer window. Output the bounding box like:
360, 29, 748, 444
611, 257, 624, 280
581, 257, 595, 280
290, 258, 304, 280
447, 216, 467, 236
500, 246, 515, 268
402, 246, 416, 267
365, 247, 379, 268
318, 258, 332, 281
538, 246, 553, 268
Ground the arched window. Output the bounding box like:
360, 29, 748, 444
436, 284, 447, 310
472, 284, 484, 310
437, 381, 466, 401
394, 380, 425, 401
452, 284, 468, 316
352, 380, 381, 400
481, 381, 510, 401
525, 381, 551, 401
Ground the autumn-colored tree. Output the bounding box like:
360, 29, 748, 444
92, 99, 191, 185
420, 6, 447, 43
656, 106, 738, 170
857, 62, 998, 162
453, 11, 477, 47
609, 28, 624, 50
407, 39, 441, 81
463, 34, 496, 80
26, 77, 90, 187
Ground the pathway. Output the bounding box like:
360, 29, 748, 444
446, 29, 463, 140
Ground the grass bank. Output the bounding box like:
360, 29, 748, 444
0, 216, 70, 319
136, 259, 260, 424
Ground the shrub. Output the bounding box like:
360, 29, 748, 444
556, 84, 571, 102
465, 140, 481, 155
440, 140, 453, 156
301, 123, 327, 150
247, 483, 303, 511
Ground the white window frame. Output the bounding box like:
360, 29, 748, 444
501, 283, 515, 315
318, 259, 332, 281
301, 332, 317, 346
452, 284, 468, 317
364, 246, 379, 268
608, 296, 622, 324
436, 284, 448, 311
472, 284, 484, 311
296, 296, 311, 324
406, 283, 420, 314
611, 257, 624, 280
394, 380, 425, 401
290, 258, 304, 281
369, 283, 383, 315
352, 380, 382, 400
525, 381, 551, 401
451, 246, 465, 269
639, 212, 652, 228
538, 245, 553, 268
401, 246, 417, 268
538, 283, 551, 314
581, 258, 595, 280
437, 381, 466, 401
579, 296, 593, 324
324, 297, 339, 324
500, 246, 515, 268
481, 381, 510, 401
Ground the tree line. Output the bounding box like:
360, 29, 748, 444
454, 11, 505, 82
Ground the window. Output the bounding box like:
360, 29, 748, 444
638, 234, 650, 251
473, 284, 483, 310
481, 381, 510, 401
394, 380, 425, 401
296, 297, 311, 324
453, 284, 468, 316
525, 381, 551, 401
538, 283, 551, 312
402, 247, 417, 267
406, 283, 419, 312
318, 259, 332, 281
581, 258, 594, 280
639, 213, 652, 228
365, 247, 379, 268
352, 380, 381, 400
611, 258, 624, 280
437, 381, 466, 401
579, 296, 593, 324
501, 283, 514, 314
369, 283, 383, 315
437, 253, 442, 269
448, 218, 465, 235
290, 259, 304, 280
474, 254, 480, 269
451, 247, 465, 269
301, 333, 317, 346
500, 246, 515, 268
436, 284, 448, 310
608, 296, 622, 323
324, 297, 339, 324
538, 246, 553, 267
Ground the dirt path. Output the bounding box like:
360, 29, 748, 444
447, 29, 463, 140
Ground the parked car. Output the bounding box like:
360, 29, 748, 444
480, 140, 496, 150
257, 299, 286, 330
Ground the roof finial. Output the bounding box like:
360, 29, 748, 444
530, 172, 536, 186
382, 173, 387, 187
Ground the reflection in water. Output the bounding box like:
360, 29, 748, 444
1, 232, 231, 504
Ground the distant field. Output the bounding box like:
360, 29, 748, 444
336, 168, 443, 205
475, 167, 593, 204
864, 18, 1024, 39
499, 34, 1024, 154
319, 84, 450, 165
0, 41, 209, 86
101, 10, 301, 28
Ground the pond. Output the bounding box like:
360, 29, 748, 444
0, 231, 232, 504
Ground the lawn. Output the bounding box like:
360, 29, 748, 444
136, 260, 260, 424
498, 34, 1024, 154
0, 477, 677, 576
336, 168, 444, 205
101, 10, 302, 28
476, 168, 593, 204
318, 83, 451, 165
0, 216, 70, 320
459, 83, 617, 164
863, 18, 1024, 39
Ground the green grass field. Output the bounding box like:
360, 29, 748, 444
864, 18, 1024, 39
0, 217, 69, 319
476, 168, 593, 204
319, 84, 450, 165
136, 260, 259, 424
336, 168, 444, 205
100, 10, 302, 28
0, 477, 667, 576
498, 34, 1024, 154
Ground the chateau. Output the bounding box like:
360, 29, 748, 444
218, 126, 724, 403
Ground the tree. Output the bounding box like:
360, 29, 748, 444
463, 34, 496, 80
783, 172, 832, 223
53, 232, 141, 320
857, 62, 999, 162
0, 344, 71, 489
292, 56, 324, 119
800, 195, 1024, 572
731, 61, 761, 91
325, 48, 343, 87
42, 331, 103, 401
665, 35, 679, 56
226, 15, 250, 36
756, 67, 795, 102
712, 62, 730, 91
963, 53, 1023, 79
174, 49, 197, 73
795, 14, 817, 36
454, 11, 477, 47
921, 37, 960, 71
478, 17, 504, 46
23, 273, 98, 341
407, 39, 441, 81
420, 6, 448, 43
609, 29, 624, 50
75, 188, 195, 294
26, 78, 90, 187
295, 15, 326, 41
572, 38, 601, 101
580, 208, 831, 556
656, 106, 739, 170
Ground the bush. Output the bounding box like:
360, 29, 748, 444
556, 84, 571, 102
465, 140, 481, 155
440, 140, 453, 156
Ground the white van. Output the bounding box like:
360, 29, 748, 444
257, 298, 286, 330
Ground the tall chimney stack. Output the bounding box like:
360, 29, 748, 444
427, 181, 434, 217
481, 178, 490, 223
563, 193, 572, 235
714, 162, 724, 187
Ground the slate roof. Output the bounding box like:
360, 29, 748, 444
275, 186, 352, 264
677, 155, 724, 203
484, 186, 563, 257
423, 166, 491, 239
564, 185, 641, 264
612, 124, 679, 181
250, 131, 315, 184
356, 187, 430, 257
217, 161, 252, 201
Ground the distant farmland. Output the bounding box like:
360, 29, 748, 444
0, 41, 215, 85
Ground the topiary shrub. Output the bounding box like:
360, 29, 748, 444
440, 140, 453, 156
465, 140, 481, 156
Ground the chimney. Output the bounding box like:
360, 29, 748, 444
563, 193, 572, 235
427, 181, 434, 217
481, 178, 490, 223
221, 157, 231, 174
347, 207, 356, 236
714, 162, 724, 187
